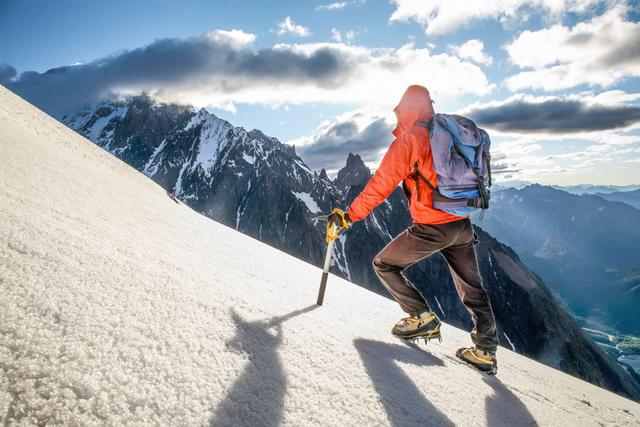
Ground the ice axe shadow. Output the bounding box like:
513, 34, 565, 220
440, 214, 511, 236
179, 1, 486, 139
209, 305, 318, 427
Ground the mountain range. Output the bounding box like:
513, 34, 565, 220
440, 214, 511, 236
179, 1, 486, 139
593, 189, 640, 210
555, 184, 640, 195
478, 185, 640, 338
54, 94, 640, 399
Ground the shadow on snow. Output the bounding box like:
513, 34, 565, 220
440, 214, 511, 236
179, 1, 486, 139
355, 339, 538, 426
484, 376, 538, 426
210, 309, 537, 427
354, 338, 454, 427
209, 304, 318, 427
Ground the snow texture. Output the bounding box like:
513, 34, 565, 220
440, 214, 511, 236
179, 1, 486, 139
191, 116, 233, 176
1, 85, 639, 426
87, 106, 127, 142
292, 191, 321, 214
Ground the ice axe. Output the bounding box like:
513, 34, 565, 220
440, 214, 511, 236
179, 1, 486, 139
313, 210, 348, 306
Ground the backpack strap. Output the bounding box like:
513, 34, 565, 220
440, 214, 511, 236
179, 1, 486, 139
484, 150, 492, 188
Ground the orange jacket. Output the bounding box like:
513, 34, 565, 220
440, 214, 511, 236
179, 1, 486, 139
348, 85, 464, 225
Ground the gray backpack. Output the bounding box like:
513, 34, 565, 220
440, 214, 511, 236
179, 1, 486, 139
411, 113, 492, 217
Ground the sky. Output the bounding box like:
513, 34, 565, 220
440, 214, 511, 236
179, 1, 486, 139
1, 0, 639, 185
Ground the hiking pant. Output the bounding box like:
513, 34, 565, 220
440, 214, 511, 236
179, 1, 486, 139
373, 218, 499, 353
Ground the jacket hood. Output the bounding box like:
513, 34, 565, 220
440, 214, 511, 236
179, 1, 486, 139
392, 85, 435, 138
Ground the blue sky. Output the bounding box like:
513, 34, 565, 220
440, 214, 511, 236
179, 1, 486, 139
1, 0, 639, 184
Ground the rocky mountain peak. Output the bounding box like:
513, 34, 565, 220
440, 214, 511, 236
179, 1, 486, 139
334, 153, 371, 189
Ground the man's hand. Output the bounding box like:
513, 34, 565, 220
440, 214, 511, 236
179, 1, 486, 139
327, 208, 351, 231
326, 208, 351, 243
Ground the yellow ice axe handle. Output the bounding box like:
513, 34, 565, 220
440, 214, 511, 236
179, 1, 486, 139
326, 208, 349, 243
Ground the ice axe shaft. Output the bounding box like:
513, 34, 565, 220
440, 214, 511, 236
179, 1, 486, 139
313, 214, 338, 306
317, 233, 335, 305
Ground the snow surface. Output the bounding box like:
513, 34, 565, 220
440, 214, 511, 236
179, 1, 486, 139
191, 116, 233, 176
142, 138, 168, 177
292, 191, 321, 214
1, 85, 640, 426
87, 106, 127, 142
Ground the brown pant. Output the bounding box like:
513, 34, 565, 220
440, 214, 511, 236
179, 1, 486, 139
373, 218, 499, 352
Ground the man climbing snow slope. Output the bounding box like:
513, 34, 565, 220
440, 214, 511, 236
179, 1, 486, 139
328, 85, 499, 374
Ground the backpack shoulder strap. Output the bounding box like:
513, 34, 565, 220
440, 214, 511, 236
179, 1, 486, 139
411, 117, 436, 192
409, 162, 437, 192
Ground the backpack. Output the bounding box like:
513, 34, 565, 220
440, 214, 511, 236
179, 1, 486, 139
412, 113, 492, 217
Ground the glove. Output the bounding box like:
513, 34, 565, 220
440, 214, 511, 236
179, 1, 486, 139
328, 208, 351, 230
326, 208, 351, 242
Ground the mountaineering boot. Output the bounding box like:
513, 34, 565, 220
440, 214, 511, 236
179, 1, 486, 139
391, 310, 441, 342
456, 347, 498, 375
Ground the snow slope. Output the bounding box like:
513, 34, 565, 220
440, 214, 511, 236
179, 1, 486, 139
0, 86, 639, 426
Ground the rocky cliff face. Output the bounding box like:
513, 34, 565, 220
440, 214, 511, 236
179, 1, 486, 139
61, 96, 640, 400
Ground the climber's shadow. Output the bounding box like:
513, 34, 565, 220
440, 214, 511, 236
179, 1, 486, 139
354, 338, 454, 427
209, 305, 318, 427
483, 376, 538, 426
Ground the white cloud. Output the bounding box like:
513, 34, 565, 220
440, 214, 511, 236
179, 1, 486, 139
491, 132, 640, 184
260, 42, 493, 110
315, 0, 365, 11
277, 17, 312, 37
449, 39, 492, 65
389, 0, 603, 36
7, 31, 493, 120
290, 107, 393, 172
331, 28, 357, 43
331, 28, 342, 42
206, 29, 256, 49
316, 2, 349, 10
505, 5, 640, 91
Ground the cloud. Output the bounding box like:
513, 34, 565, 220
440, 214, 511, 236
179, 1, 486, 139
344, 30, 357, 41
331, 28, 357, 43
331, 28, 342, 42
0, 63, 17, 84
449, 39, 492, 65
505, 5, 640, 91
276, 17, 311, 37
293, 109, 394, 172
389, 0, 603, 36
489, 133, 640, 184
4, 31, 352, 115
466, 93, 640, 133
5, 33, 493, 116
315, 0, 365, 11
292, 93, 640, 184
206, 29, 256, 49
316, 2, 349, 10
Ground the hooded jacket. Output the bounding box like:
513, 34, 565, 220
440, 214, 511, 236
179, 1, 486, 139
348, 85, 464, 224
